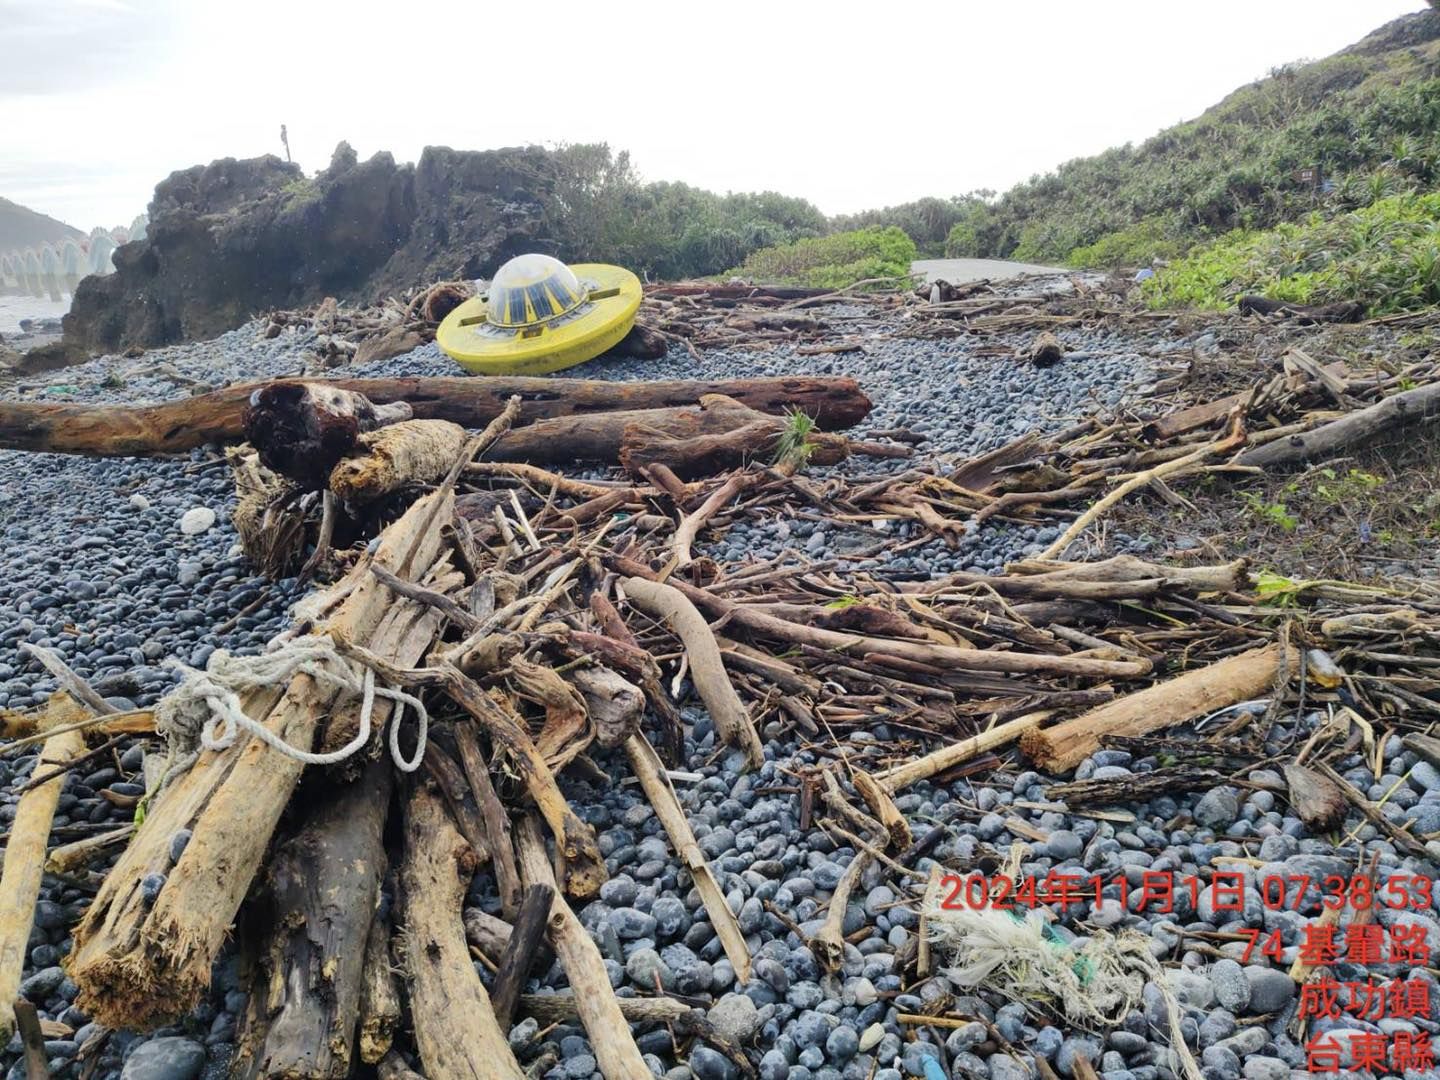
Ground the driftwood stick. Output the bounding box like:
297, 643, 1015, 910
0, 725, 86, 1041
672, 471, 759, 567
515, 815, 651, 1079
876, 712, 1053, 793
621, 576, 764, 769
463, 908, 513, 962
12, 1000, 50, 1080
1020, 644, 1291, 773
609, 554, 1150, 681
45, 824, 134, 875
809, 849, 873, 973
440, 665, 606, 899
454, 721, 523, 919
1236, 380, 1440, 468
401, 779, 524, 1080
851, 770, 912, 850
625, 732, 753, 982
490, 882, 555, 1031
18, 644, 115, 715
1038, 426, 1245, 560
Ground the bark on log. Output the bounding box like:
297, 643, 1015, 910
1235, 381, 1440, 469
514, 815, 651, 1079
231, 758, 393, 1080
0, 726, 86, 1041
244, 381, 414, 490
0, 376, 872, 456
329, 420, 467, 502
624, 733, 753, 983
621, 576, 765, 769
69, 490, 456, 1029
1020, 644, 1291, 773
401, 779, 524, 1080
463, 908, 513, 962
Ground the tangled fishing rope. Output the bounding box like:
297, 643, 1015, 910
927, 903, 1204, 1080
154, 634, 429, 782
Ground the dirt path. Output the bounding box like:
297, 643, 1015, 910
912, 257, 1068, 283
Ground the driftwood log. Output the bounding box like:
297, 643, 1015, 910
244, 381, 414, 490
1020, 643, 1291, 772
401, 777, 524, 1080
0, 375, 872, 456
230, 758, 393, 1079
0, 725, 87, 1041
1234, 380, 1440, 468
1236, 295, 1365, 324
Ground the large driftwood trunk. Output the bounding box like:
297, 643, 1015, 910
0, 375, 872, 456
401, 778, 525, 1080
68, 489, 457, 1029
230, 758, 394, 1080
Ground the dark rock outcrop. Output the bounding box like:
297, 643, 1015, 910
61, 143, 562, 354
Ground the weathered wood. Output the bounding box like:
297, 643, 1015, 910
609, 554, 1151, 682
1235, 380, 1440, 469
567, 665, 646, 749
69, 490, 455, 1029
357, 905, 401, 1066
401, 779, 524, 1080
851, 770, 912, 850
463, 907, 513, 962
809, 848, 872, 973
0, 375, 872, 456
625, 733, 753, 983
881, 714, 1047, 794
1283, 763, 1347, 832
329, 419, 467, 502
1236, 295, 1365, 323
514, 815, 651, 1079
1020, 644, 1291, 773
621, 576, 764, 769
453, 722, 522, 919
12, 1000, 50, 1080
0, 726, 87, 1041
489, 883, 554, 1031
517, 993, 694, 1025
230, 757, 393, 1079
244, 381, 414, 490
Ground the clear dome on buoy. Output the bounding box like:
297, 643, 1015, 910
485, 253, 587, 328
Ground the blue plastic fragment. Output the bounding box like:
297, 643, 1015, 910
921, 1055, 947, 1080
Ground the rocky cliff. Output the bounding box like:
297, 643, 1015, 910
62, 143, 562, 353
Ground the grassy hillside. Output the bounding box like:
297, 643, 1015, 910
0, 195, 83, 253
939, 9, 1440, 267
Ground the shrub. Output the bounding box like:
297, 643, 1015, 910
1143, 191, 1440, 314
730, 227, 918, 289
1067, 217, 1191, 269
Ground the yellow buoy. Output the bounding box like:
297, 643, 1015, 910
436, 253, 643, 376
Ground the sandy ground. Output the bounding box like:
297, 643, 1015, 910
912, 257, 1068, 283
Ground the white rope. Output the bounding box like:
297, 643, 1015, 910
155, 634, 428, 774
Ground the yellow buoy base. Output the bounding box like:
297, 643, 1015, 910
436, 262, 643, 376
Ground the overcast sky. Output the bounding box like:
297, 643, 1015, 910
1, 0, 1429, 230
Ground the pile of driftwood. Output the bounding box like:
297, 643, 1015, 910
255, 280, 893, 374
3, 362, 1440, 1078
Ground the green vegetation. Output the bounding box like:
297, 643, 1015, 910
832, 194, 993, 257
774, 408, 819, 469
1142, 191, 1440, 313
939, 12, 1440, 268
551, 144, 827, 280
729, 227, 918, 289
